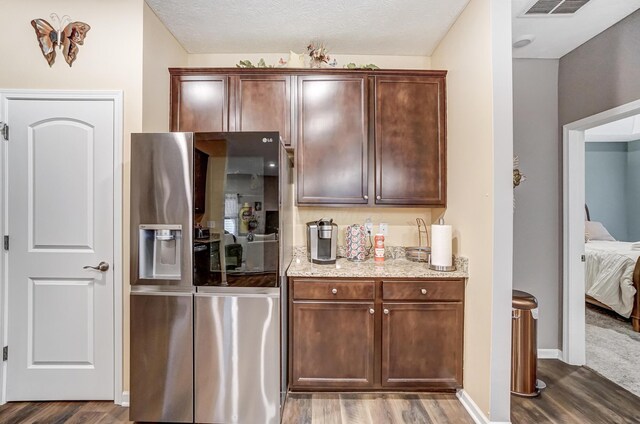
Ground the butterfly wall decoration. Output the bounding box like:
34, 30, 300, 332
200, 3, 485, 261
30, 13, 90, 67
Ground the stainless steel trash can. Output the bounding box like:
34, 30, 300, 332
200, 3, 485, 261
511, 290, 543, 397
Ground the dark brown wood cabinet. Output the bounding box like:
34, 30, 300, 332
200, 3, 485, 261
374, 76, 446, 205
171, 75, 228, 132
231, 75, 292, 146
289, 277, 464, 392
169, 68, 447, 206
295, 75, 369, 205
381, 302, 463, 390
289, 279, 376, 389
291, 302, 375, 389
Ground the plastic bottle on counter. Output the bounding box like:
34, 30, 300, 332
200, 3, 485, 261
374, 233, 385, 262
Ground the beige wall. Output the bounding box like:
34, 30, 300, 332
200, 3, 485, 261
0, 0, 146, 395
295, 207, 433, 247
432, 0, 495, 416
143, 3, 188, 131
188, 53, 431, 70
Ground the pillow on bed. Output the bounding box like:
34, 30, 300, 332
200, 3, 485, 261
585, 221, 616, 241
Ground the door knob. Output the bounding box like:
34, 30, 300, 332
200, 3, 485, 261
83, 261, 110, 272
383, 309, 389, 315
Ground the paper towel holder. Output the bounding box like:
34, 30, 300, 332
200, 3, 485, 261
430, 217, 456, 271
429, 258, 456, 272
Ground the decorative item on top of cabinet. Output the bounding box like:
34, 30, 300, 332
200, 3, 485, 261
296, 74, 369, 205
171, 74, 228, 132
231, 75, 292, 147
374, 75, 446, 206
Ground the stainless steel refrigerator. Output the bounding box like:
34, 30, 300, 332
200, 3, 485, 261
129, 132, 292, 423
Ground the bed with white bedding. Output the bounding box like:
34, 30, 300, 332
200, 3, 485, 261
585, 240, 640, 332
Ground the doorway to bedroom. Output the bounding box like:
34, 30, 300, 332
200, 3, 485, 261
563, 98, 640, 398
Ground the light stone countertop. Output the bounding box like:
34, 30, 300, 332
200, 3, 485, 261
286, 254, 469, 279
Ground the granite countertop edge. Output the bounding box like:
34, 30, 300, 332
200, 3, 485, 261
286, 247, 469, 279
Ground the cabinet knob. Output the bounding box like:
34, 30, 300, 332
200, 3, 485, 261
421, 288, 427, 295
331, 288, 338, 294
369, 308, 375, 315
383, 308, 389, 315
364, 195, 369, 200
376, 195, 381, 200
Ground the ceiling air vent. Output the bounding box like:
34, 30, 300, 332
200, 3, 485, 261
525, 0, 590, 15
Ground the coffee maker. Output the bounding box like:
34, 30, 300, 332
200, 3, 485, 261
306, 219, 338, 264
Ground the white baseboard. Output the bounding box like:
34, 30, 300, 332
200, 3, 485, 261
120, 391, 129, 407
538, 349, 562, 359
456, 390, 512, 424
457, 390, 490, 424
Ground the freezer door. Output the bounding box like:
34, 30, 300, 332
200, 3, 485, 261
195, 290, 280, 424
130, 292, 193, 423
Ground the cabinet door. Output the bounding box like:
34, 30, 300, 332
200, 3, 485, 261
291, 302, 375, 389
381, 302, 462, 390
232, 75, 292, 146
374, 76, 446, 205
296, 75, 368, 205
171, 75, 228, 132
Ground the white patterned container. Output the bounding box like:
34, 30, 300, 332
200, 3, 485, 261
345, 224, 367, 261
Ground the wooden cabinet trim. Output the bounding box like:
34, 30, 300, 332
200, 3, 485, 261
169, 67, 447, 78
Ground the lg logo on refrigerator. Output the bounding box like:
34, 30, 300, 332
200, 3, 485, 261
262, 137, 273, 143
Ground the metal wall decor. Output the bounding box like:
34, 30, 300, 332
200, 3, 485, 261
30, 13, 90, 67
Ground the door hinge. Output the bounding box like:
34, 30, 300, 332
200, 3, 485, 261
2, 346, 7, 361
3, 235, 8, 251
0, 122, 7, 141
581, 254, 586, 262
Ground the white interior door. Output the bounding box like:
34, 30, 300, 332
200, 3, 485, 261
5, 97, 115, 400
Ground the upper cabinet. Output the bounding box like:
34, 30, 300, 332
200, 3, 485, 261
374, 76, 446, 206
169, 69, 447, 207
296, 75, 368, 205
171, 71, 292, 146
171, 74, 228, 132
230, 75, 292, 146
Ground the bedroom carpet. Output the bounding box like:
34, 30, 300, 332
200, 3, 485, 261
585, 305, 640, 397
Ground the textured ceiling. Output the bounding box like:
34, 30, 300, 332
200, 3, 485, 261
512, 0, 640, 58
145, 0, 469, 55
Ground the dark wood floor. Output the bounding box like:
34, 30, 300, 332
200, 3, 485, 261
511, 359, 640, 424
2, 360, 639, 423
0, 400, 131, 423
281, 392, 474, 423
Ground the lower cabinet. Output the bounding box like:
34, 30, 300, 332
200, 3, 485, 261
381, 302, 463, 390
290, 302, 375, 389
289, 278, 464, 391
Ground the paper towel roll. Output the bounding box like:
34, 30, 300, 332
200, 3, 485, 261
431, 224, 452, 267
